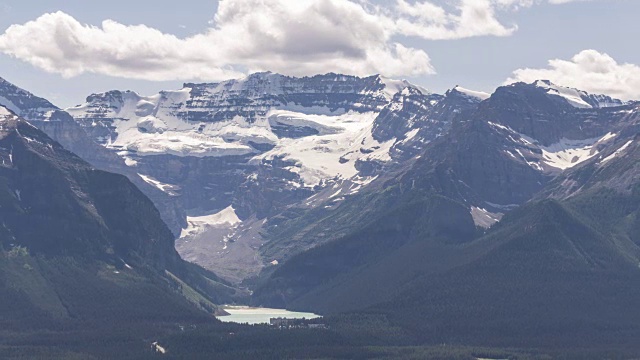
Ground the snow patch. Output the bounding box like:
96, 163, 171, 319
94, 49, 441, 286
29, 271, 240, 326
137, 116, 167, 134
534, 80, 592, 108
541, 133, 615, 170
268, 111, 342, 136
0, 105, 15, 117
454, 86, 490, 101
399, 128, 420, 144
180, 206, 241, 239
600, 140, 634, 164
151, 342, 167, 355
138, 173, 180, 196
124, 156, 138, 166
531, 80, 624, 109
487, 121, 510, 131
471, 206, 502, 229
122, 132, 255, 157
378, 76, 430, 100
490, 119, 617, 171
254, 110, 390, 187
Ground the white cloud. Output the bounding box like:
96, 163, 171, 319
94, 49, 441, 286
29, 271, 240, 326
0, 0, 610, 82
395, 0, 521, 40
0, 12, 246, 80
506, 50, 640, 101
0, 1, 433, 81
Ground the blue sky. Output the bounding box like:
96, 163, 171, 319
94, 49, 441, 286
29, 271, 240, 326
0, 0, 638, 107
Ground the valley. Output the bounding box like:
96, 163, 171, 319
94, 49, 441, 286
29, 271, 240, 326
2, 72, 640, 358
1, 1, 638, 358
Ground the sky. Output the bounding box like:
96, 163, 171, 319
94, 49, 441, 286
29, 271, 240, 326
0, 0, 638, 108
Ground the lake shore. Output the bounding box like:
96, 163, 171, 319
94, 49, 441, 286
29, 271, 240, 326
216, 306, 321, 324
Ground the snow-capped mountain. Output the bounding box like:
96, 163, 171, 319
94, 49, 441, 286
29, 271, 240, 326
0, 105, 236, 326
0, 77, 58, 120
533, 80, 626, 109
66, 72, 430, 170
248, 80, 637, 273
475, 81, 636, 173
5, 72, 635, 285
415, 80, 637, 228
251, 82, 640, 315
64, 72, 478, 282
4, 70, 640, 354
0, 77, 187, 233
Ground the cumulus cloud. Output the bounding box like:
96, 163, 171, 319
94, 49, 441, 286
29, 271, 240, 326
394, 0, 524, 40
0, 0, 608, 81
0, 1, 432, 81
506, 50, 640, 101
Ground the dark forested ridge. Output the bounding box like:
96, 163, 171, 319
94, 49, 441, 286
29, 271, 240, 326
253, 193, 640, 351
0, 109, 242, 358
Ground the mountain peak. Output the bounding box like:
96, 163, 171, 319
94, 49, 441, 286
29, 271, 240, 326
0, 105, 39, 134
0, 77, 58, 119
531, 79, 625, 109
450, 85, 491, 101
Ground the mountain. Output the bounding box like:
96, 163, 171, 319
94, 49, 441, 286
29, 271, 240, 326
401, 80, 635, 215
0, 107, 240, 356
63, 72, 479, 283
538, 101, 640, 199
3, 71, 640, 354
61, 74, 637, 287
251, 81, 640, 322
0, 77, 186, 234
372, 197, 640, 349
259, 79, 628, 235
247, 82, 640, 350
252, 194, 640, 349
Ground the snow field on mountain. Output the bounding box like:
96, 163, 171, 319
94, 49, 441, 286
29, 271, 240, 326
540, 134, 616, 170
489, 120, 618, 172
180, 205, 241, 240
453, 86, 491, 101
470, 206, 502, 228
254, 110, 391, 186
69, 89, 273, 158
599, 139, 634, 164
533, 80, 626, 109
70, 84, 397, 187
137, 173, 180, 196
0, 105, 12, 117
535, 80, 593, 108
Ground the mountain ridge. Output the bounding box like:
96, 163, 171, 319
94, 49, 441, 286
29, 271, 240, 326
57, 73, 633, 285
0, 106, 238, 323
